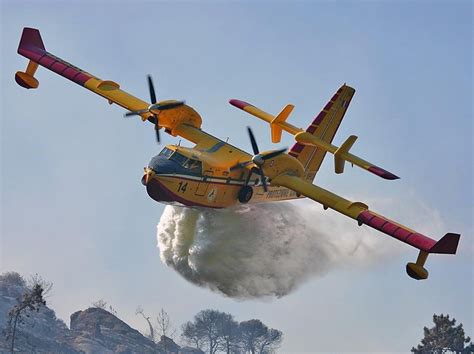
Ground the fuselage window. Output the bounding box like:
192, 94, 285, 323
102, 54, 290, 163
159, 147, 174, 158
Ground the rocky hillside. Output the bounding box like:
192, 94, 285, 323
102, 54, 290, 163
0, 272, 202, 353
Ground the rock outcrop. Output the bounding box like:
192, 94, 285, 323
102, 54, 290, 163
0, 272, 79, 353
0, 272, 201, 353
69, 307, 160, 353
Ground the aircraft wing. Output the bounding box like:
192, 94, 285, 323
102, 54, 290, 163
271, 173, 460, 279
16, 28, 151, 115
15, 27, 207, 144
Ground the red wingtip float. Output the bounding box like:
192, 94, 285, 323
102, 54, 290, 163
15, 27, 460, 280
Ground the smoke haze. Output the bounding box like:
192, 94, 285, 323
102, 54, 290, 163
157, 199, 441, 298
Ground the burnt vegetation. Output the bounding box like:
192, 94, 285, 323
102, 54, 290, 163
3, 271, 473, 353
181, 310, 282, 354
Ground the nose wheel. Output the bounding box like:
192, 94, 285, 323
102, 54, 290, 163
238, 185, 253, 203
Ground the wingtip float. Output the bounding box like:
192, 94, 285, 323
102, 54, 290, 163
16, 27, 459, 280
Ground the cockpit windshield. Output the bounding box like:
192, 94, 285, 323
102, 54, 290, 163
162, 150, 202, 174
169, 152, 188, 165
159, 147, 174, 158
157, 147, 202, 173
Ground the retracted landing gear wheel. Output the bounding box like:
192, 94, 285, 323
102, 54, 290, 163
238, 185, 253, 203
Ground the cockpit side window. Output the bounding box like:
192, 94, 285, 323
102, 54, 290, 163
184, 159, 202, 173
159, 147, 174, 158
169, 152, 188, 166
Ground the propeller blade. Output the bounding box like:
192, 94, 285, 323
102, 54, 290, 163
247, 127, 260, 155
154, 116, 160, 143
161, 101, 185, 110
150, 101, 186, 111
124, 108, 149, 117
262, 148, 287, 160
147, 75, 157, 104
257, 167, 268, 192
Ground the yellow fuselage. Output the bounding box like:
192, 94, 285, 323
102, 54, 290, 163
143, 141, 302, 208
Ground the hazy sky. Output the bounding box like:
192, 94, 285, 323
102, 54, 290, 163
1, 1, 472, 352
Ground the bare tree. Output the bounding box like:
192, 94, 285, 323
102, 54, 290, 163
91, 299, 107, 309
157, 308, 176, 339
5, 275, 50, 353
107, 305, 118, 317
28, 274, 52, 298
136, 307, 155, 342
91, 299, 118, 317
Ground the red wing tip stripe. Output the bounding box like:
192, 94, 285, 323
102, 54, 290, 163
357, 210, 437, 251
229, 99, 253, 110
382, 222, 399, 234
369, 216, 388, 229
311, 111, 326, 126
18, 47, 45, 61
18, 46, 93, 86
323, 101, 333, 111
39, 54, 55, 67
368, 166, 399, 180
394, 228, 411, 240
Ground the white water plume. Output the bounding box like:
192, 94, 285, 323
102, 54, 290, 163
157, 198, 442, 298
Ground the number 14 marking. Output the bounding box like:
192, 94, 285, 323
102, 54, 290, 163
177, 182, 188, 193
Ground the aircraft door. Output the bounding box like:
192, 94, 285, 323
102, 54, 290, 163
195, 172, 213, 196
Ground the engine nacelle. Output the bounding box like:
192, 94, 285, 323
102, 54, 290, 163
157, 104, 203, 135
263, 153, 305, 180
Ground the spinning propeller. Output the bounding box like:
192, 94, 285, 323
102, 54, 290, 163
124, 75, 185, 143
230, 127, 287, 192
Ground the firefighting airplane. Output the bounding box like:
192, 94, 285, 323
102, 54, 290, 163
15, 27, 459, 280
